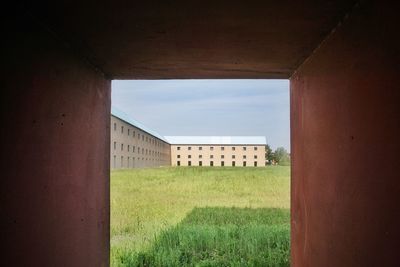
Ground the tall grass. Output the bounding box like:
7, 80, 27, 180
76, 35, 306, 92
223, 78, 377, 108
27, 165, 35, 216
111, 166, 290, 266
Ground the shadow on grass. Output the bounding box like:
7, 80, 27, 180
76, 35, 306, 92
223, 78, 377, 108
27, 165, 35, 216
117, 207, 290, 267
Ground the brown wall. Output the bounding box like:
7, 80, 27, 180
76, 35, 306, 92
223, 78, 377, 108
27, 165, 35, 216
290, 1, 400, 266
1, 10, 110, 267
111, 116, 171, 169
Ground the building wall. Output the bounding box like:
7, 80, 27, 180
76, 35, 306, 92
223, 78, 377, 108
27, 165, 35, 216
170, 145, 265, 167
1, 9, 110, 266
111, 116, 171, 169
291, 1, 400, 266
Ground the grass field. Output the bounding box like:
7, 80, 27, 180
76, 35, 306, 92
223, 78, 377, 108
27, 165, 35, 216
111, 166, 290, 266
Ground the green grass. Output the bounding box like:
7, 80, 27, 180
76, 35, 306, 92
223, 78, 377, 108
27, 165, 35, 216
111, 166, 290, 266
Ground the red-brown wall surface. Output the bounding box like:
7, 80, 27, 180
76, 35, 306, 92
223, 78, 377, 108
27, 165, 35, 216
1, 11, 110, 267
291, 1, 400, 266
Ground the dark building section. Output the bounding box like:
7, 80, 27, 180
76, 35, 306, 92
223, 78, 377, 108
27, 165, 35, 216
291, 2, 400, 266
1, 8, 110, 267
19, 0, 356, 79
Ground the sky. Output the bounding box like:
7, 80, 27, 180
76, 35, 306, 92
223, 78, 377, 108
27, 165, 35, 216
112, 80, 290, 151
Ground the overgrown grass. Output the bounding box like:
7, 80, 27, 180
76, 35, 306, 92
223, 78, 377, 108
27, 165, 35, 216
111, 166, 290, 266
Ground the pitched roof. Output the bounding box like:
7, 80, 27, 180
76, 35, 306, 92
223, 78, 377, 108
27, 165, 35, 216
164, 136, 266, 145
111, 106, 168, 143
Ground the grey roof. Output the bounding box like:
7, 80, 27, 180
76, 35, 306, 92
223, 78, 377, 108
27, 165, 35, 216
111, 106, 168, 143
164, 136, 266, 145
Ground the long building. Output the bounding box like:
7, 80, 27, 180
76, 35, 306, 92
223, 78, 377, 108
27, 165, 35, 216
111, 108, 267, 169
165, 136, 266, 167
111, 107, 171, 169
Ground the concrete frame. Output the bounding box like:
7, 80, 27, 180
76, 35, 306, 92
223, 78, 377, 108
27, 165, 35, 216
2, 1, 399, 266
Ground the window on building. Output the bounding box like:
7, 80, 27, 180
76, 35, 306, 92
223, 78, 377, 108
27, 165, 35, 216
188, 155, 192, 159
142, 148, 144, 154
128, 145, 130, 152
133, 131, 135, 137
128, 129, 130, 136
221, 161, 225, 166
199, 155, 202, 159
243, 147, 247, 151
210, 161, 214, 166
210, 155, 214, 159
188, 161, 192, 166
243, 161, 247, 167
177, 161, 180, 166
114, 123, 116, 131
121, 144, 123, 151
243, 155, 247, 159
232, 147, 235, 151
177, 155, 181, 158
133, 146, 135, 152
138, 133, 140, 139
254, 155, 258, 159
142, 135, 144, 141
113, 155, 116, 168
114, 142, 116, 150
121, 126, 124, 134
232, 155, 235, 159
254, 162, 258, 167
254, 147, 258, 151
177, 147, 181, 150
199, 161, 202, 166
198, 147, 202, 151
221, 147, 225, 151
138, 147, 140, 154
232, 161, 235, 167
188, 147, 192, 150
127, 157, 130, 168
210, 146, 214, 151
221, 155, 225, 159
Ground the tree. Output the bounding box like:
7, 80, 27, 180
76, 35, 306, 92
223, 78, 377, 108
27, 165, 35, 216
265, 144, 274, 162
273, 147, 290, 165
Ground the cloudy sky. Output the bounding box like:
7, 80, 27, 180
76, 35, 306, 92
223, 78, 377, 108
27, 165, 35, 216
112, 80, 290, 151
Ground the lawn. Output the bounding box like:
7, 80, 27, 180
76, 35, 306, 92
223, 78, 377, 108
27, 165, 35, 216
111, 166, 290, 266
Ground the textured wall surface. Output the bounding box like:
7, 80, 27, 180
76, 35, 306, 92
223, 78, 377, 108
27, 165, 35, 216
22, 0, 356, 79
170, 145, 266, 167
290, 1, 400, 266
1, 10, 111, 267
110, 116, 171, 169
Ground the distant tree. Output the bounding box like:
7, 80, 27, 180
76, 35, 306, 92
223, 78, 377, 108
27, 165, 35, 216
265, 144, 274, 164
273, 147, 290, 165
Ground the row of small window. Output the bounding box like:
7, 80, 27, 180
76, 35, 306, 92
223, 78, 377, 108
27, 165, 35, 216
177, 155, 257, 159
177, 146, 258, 151
113, 123, 165, 147
177, 161, 258, 167
113, 156, 166, 168
113, 142, 165, 156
